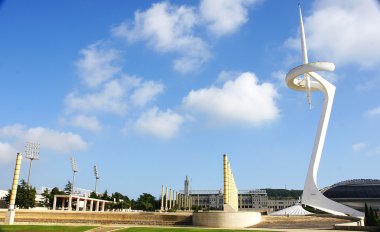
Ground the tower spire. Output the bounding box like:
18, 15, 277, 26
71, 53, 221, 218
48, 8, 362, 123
299, 3, 312, 109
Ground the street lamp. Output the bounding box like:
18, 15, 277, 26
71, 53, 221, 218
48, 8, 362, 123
93, 165, 100, 194
25, 142, 40, 186
70, 157, 78, 195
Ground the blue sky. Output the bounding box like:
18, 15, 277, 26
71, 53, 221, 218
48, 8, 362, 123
0, 0, 379, 199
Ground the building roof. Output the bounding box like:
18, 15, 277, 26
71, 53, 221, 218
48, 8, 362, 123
321, 179, 380, 199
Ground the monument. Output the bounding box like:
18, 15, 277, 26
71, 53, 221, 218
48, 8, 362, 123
192, 154, 261, 228
286, 4, 363, 218
4, 153, 22, 224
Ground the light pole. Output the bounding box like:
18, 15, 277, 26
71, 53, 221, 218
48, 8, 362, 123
70, 157, 78, 195
25, 142, 40, 186
93, 165, 100, 194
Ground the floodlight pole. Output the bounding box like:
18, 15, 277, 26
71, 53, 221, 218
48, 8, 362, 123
72, 171, 77, 194
93, 165, 100, 194
27, 159, 33, 185
25, 142, 40, 186
70, 157, 78, 195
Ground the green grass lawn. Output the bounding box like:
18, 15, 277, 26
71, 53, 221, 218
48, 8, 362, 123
0, 225, 96, 232
119, 228, 273, 232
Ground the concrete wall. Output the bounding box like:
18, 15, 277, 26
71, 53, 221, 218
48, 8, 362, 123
193, 211, 261, 228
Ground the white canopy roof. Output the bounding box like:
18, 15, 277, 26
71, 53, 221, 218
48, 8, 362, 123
270, 203, 313, 216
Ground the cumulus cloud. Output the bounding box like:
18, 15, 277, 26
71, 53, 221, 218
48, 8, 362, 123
200, 0, 258, 36
286, 0, 380, 68
364, 106, 380, 118
352, 142, 367, 152
65, 75, 164, 116
0, 142, 17, 164
65, 78, 129, 115
133, 107, 184, 139
0, 124, 88, 153
182, 72, 279, 125
76, 42, 121, 88
131, 81, 165, 107
113, 2, 210, 73
70, 115, 102, 132
112, 1, 258, 72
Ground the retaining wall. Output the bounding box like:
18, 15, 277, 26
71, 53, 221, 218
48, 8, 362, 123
0, 210, 192, 225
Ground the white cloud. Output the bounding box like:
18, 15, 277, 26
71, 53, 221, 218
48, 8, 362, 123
65, 75, 164, 116
287, 0, 380, 68
200, 0, 257, 36
352, 142, 367, 152
0, 124, 88, 153
364, 106, 380, 118
76, 42, 121, 88
0, 142, 17, 164
70, 115, 102, 132
182, 72, 279, 125
112, 2, 210, 73
133, 107, 184, 139
65, 78, 129, 115
131, 81, 165, 107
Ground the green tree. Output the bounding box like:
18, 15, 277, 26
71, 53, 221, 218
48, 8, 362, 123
111, 192, 131, 210
89, 191, 100, 199
41, 187, 66, 209
5, 179, 36, 209
64, 181, 72, 194
364, 203, 380, 226
41, 188, 50, 208
101, 190, 111, 201
135, 193, 156, 211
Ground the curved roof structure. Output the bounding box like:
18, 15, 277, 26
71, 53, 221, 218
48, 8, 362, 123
321, 179, 380, 199
270, 204, 313, 216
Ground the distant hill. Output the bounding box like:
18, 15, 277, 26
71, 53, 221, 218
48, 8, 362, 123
264, 188, 303, 199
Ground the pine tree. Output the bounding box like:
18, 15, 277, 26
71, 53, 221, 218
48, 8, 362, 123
365, 203, 369, 226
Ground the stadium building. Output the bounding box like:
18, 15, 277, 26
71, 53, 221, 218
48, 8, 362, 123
321, 179, 380, 212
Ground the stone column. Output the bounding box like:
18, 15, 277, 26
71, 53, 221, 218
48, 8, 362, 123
96, 200, 100, 211
169, 189, 172, 209
61, 197, 65, 210
53, 195, 57, 210
160, 185, 164, 211
165, 187, 168, 211
4, 153, 22, 225
68, 196, 72, 211
90, 200, 93, 211
173, 191, 177, 208
76, 197, 80, 211
101, 201, 105, 212
83, 199, 87, 211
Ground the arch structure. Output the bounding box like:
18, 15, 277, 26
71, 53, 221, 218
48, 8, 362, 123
286, 5, 363, 218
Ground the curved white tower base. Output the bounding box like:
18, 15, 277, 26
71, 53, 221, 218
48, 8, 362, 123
286, 5, 363, 218
286, 63, 363, 218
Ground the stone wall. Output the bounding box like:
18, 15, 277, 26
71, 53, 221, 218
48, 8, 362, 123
0, 210, 192, 225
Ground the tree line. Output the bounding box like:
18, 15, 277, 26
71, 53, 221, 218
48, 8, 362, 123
4, 179, 161, 211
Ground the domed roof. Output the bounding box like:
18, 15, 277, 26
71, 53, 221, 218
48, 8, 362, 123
321, 179, 380, 199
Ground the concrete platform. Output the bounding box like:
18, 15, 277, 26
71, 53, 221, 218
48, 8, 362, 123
193, 211, 261, 228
